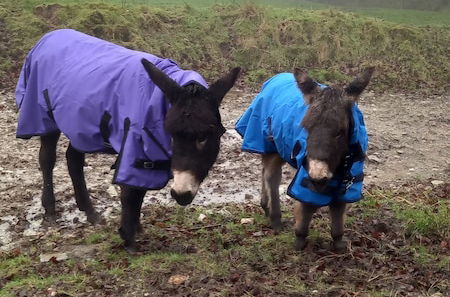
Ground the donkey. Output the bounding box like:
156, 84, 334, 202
236, 67, 374, 251
15, 29, 240, 251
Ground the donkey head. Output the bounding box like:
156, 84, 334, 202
142, 59, 240, 205
295, 67, 374, 192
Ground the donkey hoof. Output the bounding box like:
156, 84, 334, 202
124, 242, 138, 254
294, 237, 308, 251
332, 240, 348, 252
43, 211, 57, 224
136, 223, 144, 234
86, 211, 103, 225
271, 220, 282, 234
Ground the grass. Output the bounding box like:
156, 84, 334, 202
366, 183, 450, 238
394, 201, 450, 238
0, 0, 449, 93
347, 7, 450, 26
18, 0, 450, 26
0, 183, 449, 296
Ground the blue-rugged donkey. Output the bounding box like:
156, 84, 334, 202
236, 68, 374, 251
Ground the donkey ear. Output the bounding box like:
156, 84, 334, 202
209, 67, 241, 106
141, 58, 182, 104
294, 68, 319, 104
345, 67, 375, 101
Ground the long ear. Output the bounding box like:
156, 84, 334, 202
294, 68, 319, 104
345, 67, 375, 101
141, 58, 183, 104
208, 67, 241, 106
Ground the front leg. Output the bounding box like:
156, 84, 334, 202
39, 132, 61, 223
261, 154, 285, 233
294, 201, 319, 250
119, 186, 146, 253
66, 143, 101, 224
329, 200, 348, 252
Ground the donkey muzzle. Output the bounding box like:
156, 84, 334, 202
309, 177, 330, 193
170, 189, 195, 206
170, 170, 200, 205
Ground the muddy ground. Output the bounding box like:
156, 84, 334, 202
0, 89, 449, 296
0, 89, 448, 247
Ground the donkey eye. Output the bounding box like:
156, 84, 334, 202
335, 132, 346, 140
196, 137, 208, 150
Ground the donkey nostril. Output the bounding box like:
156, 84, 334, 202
310, 178, 328, 185
170, 189, 194, 206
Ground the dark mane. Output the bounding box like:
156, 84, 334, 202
182, 82, 207, 95
164, 83, 223, 136
302, 87, 351, 131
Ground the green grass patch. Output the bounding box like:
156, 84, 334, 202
18, 1, 450, 26
1, 184, 449, 296
130, 252, 188, 271
348, 8, 450, 26
0, 0, 449, 92
0, 255, 33, 282
84, 231, 109, 244
1, 273, 87, 297
394, 201, 450, 238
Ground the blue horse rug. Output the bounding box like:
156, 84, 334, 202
235, 73, 368, 206
15, 29, 207, 190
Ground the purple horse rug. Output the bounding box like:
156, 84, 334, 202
15, 29, 208, 190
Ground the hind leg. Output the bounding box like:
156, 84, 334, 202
119, 186, 146, 253
329, 200, 347, 251
260, 170, 270, 217
294, 201, 319, 250
66, 143, 101, 224
261, 154, 285, 232
39, 132, 61, 222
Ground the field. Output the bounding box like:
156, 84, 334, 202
1, 88, 449, 296
17, 0, 450, 26
1, 0, 450, 92
0, 0, 449, 296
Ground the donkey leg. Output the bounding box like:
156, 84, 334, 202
260, 165, 270, 217
66, 143, 101, 224
136, 196, 144, 234
294, 201, 319, 250
39, 132, 61, 222
329, 200, 348, 252
262, 154, 284, 232
119, 186, 146, 253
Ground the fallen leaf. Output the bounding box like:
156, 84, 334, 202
252, 231, 264, 237
168, 274, 189, 285
431, 180, 444, 186
47, 287, 57, 297
229, 273, 241, 283
40, 253, 69, 263
240, 218, 254, 225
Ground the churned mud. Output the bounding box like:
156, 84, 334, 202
0, 89, 448, 250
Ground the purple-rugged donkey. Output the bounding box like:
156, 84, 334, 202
236, 68, 374, 251
15, 29, 240, 252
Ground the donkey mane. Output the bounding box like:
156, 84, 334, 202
302, 87, 352, 132
164, 83, 224, 136
183, 82, 207, 95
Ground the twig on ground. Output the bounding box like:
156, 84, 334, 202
188, 224, 222, 231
